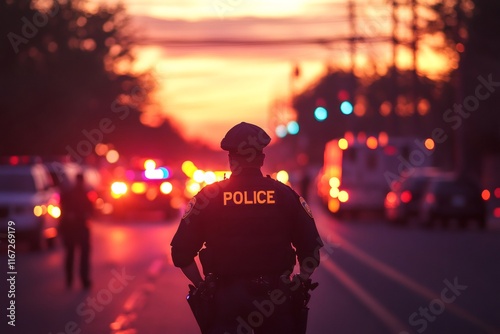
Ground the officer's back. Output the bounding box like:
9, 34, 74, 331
194, 168, 301, 278
170, 122, 322, 334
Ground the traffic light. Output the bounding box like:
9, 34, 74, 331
314, 107, 328, 121
314, 98, 328, 121
287, 121, 299, 135
337, 89, 353, 115
340, 101, 353, 115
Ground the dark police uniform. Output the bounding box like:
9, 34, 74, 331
171, 122, 323, 334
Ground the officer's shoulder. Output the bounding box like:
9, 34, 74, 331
198, 178, 227, 193
264, 175, 299, 195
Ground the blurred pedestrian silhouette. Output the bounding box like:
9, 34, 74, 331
59, 173, 93, 289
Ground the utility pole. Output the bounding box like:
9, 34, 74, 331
348, 0, 356, 73
411, 0, 418, 79
410, 0, 420, 132
390, 0, 400, 135
455, 0, 466, 176
391, 0, 398, 73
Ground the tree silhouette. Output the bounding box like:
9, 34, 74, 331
0, 0, 186, 160
422, 0, 500, 166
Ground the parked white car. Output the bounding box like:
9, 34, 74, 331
0, 163, 61, 250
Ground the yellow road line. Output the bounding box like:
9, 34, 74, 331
322, 259, 412, 333
326, 236, 500, 334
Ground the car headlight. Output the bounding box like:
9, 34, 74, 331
111, 181, 128, 198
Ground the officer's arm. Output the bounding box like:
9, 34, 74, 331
291, 194, 323, 279
297, 239, 321, 280
180, 261, 204, 288
171, 195, 206, 286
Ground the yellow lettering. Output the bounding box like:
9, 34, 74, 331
267, 190, 275, 204
224, 190, 276, 205
257, 191, 267, 204
223, 192, 232, 205
244, 191, 253, 204
233, 191, 243, 204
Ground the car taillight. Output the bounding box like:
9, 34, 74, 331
385, 191, 398, 208
400, 190, 412, 203
44, 227, 58, 239
9, 156, 20, 165
425, 193, 435, 204
481, 189, 490, 201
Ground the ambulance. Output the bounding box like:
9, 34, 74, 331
317, 132, 434, 218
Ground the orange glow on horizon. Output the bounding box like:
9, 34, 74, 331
112, 0, 458, 148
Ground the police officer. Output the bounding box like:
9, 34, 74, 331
171, 122, 323, 334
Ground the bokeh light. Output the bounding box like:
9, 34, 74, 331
314, 107, 328, 121
287, 121, 299, 135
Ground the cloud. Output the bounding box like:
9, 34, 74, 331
124, 8, 392, 147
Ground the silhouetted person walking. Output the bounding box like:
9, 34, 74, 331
59, 173, 93, 289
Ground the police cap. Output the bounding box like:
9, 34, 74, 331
220, 122, 271, 154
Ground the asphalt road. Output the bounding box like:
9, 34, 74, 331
2, 200, 500, 334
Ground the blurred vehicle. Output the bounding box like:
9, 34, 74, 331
317, 134, 433, 218
102, 160, 184, 220
45, 160, 103, 199
384, 168, 449, 225
419, 175, 487, 229
0, 162, 61, 250
44, 160, 82, 191
482, 154, 500, 221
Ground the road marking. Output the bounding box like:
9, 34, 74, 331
147, 258, 164, 279
322, 259, 412, 333
109, 313, 138, 333
326, 236, 500, 334
110, 258, 165, 333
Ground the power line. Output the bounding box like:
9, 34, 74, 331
136, 36, 392, 48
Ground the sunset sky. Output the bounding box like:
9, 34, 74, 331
98, 0, 449, 148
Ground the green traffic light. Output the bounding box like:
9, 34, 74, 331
287, 121, 299, 135
314, 107, 328, 121
340, 101, 353, 115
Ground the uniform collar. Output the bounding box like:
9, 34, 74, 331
230, 168, 263, 178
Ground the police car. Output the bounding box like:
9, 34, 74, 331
0, 159, 61, 250
102, 159, 184, 220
